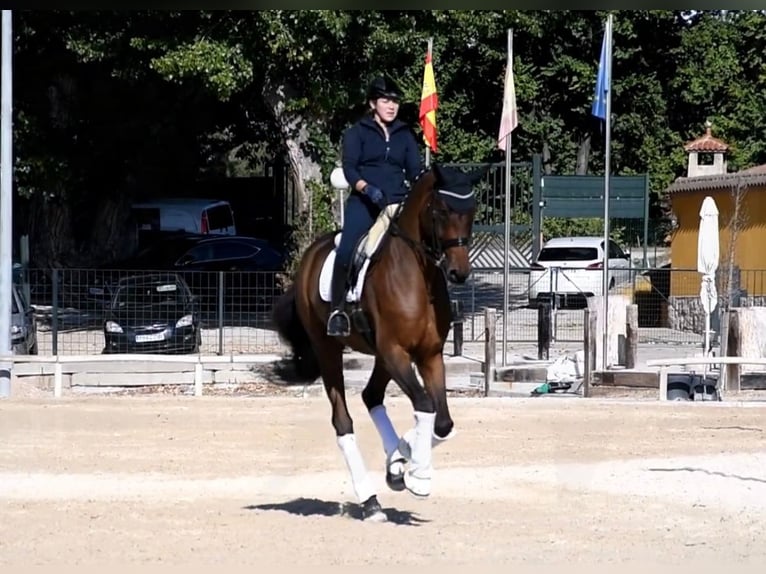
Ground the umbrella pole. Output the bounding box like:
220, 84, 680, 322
704, 310, 710, 377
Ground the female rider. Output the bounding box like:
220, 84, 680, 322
327, 76, 422, 337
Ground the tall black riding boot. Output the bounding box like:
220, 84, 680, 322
327, 262, 351, 337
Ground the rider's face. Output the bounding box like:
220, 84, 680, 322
371, 97, 400, 123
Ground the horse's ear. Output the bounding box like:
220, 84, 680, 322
467, 164, 491, 185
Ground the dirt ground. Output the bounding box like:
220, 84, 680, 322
1, 392, 766, 567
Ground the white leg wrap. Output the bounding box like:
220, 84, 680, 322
368, 405, 400, 457
403, 411, 436, 497
400, 422, 456, 460
337, 434, 376, 504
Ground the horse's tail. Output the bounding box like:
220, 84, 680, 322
271, 282, 321, 382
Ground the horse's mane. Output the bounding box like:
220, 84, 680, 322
410, 167, 434, 190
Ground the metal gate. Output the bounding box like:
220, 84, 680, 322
442, 157, 539, 268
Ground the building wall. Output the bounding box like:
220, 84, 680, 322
669, 184, 766, 297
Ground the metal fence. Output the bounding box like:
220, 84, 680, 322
14, 265, 766, 357
21, 268, 285, 356
448, 265, 765, 348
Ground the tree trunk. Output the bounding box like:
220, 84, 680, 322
85, 196, 138, 264
261, 79, 324, 217
722, 177, 747, 310
28, 197, 78, 268
542, 140, 553, 175
576, 133, 591, 175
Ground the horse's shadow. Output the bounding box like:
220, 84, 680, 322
244, 497, 430, 526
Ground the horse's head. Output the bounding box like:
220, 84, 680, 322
417, 163, 486, 284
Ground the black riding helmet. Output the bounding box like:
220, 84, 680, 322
367, 76, 403, 102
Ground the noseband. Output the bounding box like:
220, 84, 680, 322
430, 188, 474, 255
389, 186, 474, 266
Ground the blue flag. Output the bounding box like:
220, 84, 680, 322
591, 24, 609, 121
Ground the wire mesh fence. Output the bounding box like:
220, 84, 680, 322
448, 265, 763, 347
14, 264, 764, 357
22, 268, 285, 356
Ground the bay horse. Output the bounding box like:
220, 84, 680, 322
272, 163, 485, 522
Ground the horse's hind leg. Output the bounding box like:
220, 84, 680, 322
317, 340, 387, 522
362, 359, 407, 492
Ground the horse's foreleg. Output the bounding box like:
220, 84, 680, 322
381, 345, 436, 498
319, 346, 386, 522
362, 359, 407, 492
398, 351, 457, 459
417, 350, 456, 440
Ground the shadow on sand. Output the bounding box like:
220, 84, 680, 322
244, 497, 430, 526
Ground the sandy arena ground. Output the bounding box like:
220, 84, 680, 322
1, 393, 766, 567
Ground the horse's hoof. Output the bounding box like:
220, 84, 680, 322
386, 470, 406, 492
433, 427, 457, 444
361, 495, 387, 522
404, 470, 431, 499
385, 457, 406, 492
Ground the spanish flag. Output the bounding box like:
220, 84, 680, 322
419, 47, 438, 153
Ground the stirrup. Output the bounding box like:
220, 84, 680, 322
327, 309, 351, 337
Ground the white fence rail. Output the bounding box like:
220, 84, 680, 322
0, 353, 283, 399
645, 355, 766, 400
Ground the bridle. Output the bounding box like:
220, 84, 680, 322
388, 184, 475, 267
429, 188, 474, 256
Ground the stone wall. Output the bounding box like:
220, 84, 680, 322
668, 295, 764, 333
727, 307, 766, 373
667, 296, 707, 333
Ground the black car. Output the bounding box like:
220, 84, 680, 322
102, 273, 201, 354
81, 234, 286, 312
122, 234, 285, 272
11, 281, 38, 355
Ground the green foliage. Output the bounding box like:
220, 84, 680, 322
281, 178, 337, 280
13, 9, 766, 263
146, 39, 252, 100
544, 218, 626, 244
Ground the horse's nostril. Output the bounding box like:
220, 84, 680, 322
448, 269, 461, 283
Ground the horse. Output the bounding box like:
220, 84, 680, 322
272, 162, 485, 522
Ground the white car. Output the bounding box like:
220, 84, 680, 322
528, 236, 633, 307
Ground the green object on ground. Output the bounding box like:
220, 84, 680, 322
531, 383, 550, 396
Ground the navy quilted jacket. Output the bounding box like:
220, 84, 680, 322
341, 115, 422, 204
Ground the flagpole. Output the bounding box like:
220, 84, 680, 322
600, 14, 613, 372
424, 37, 433, 168
0, 10, 12, 398
502, 29, 512, 367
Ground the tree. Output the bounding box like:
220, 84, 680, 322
12, 10, 766, 268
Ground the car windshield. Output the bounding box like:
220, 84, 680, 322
537, 247, 599, 262
113, 281, 185, 309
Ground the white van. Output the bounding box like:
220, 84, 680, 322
131, 198, 237, 236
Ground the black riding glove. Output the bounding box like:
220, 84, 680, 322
363, 185, 387, 209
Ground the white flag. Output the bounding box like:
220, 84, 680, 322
497, 32, 518, 152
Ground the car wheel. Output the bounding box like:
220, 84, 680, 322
667, 382, 691, 401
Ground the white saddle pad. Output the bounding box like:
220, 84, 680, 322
318, 203, 400, 303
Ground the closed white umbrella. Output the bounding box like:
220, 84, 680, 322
697, 196, 720, 359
